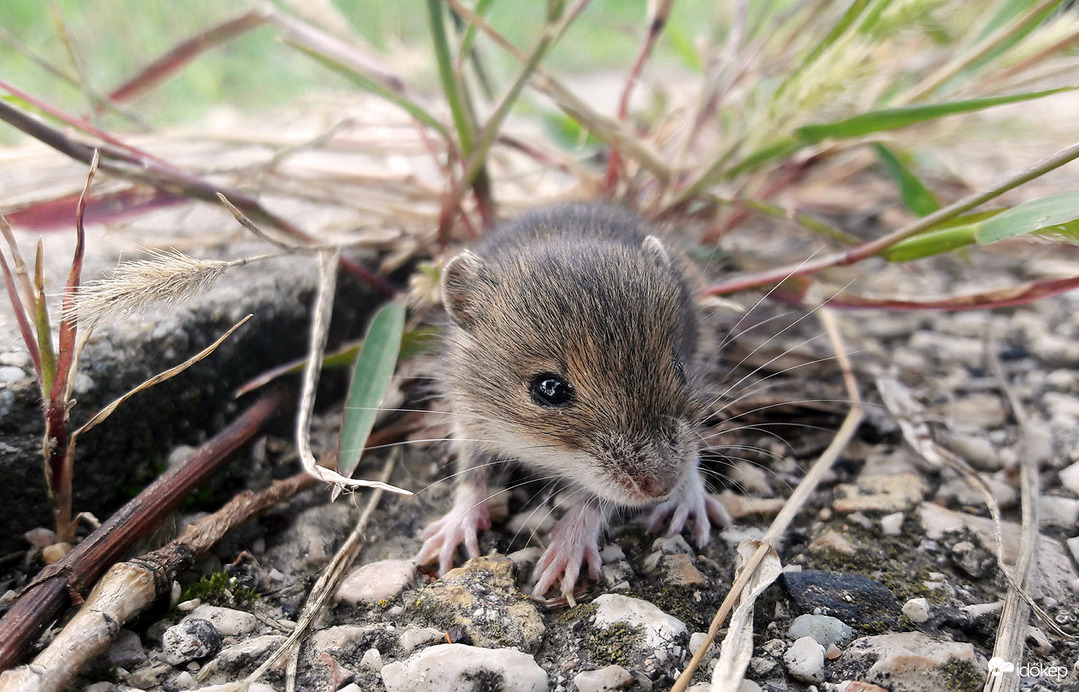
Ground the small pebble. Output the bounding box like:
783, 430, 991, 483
335, 559, 415, 605
572, 664, 634, 691
186, 604, 259, 637
361, 647, 384, 672
788, 614, 852, 648
901, 598, 931, 624
784, 636, 825, 683
880, 512, 904, 536
1038, 495, 1079, 528
1059, 460, 1079, 495
162, 618, 221, 665
381, 643, 547, 692
398, 626, 448, 654
593, 594, 687, 663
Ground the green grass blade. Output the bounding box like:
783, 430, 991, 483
796, 87, 1074, 143
287, 44, 449, 139
976, 191, 1079, 244
878, 209, 1004, 261
873, 143, 940, 216
337, 300, 406, 481
877, 223, 980, 261
428, 0, 476, 154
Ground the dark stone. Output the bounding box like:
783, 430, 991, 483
782, 570, 900, 630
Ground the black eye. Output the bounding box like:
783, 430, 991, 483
674, 362, 686, 384
529, 373, 575, 407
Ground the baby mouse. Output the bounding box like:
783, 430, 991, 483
415, 202, 731, 597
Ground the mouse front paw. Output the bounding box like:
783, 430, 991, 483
531, 503, 605, 598
415, 501, 492, 576
646, 471, 731, 548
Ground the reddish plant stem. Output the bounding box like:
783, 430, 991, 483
0, 98, 396, 297
602, 7, 669, 194
0, 390, 284, 673
107, 10, 269, 105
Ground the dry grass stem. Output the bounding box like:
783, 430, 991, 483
294, 248, 411, 496
231, 452, 398, 692
673, 308, 864, 691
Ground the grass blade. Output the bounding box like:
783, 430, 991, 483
976, 191, 1079, 243
796, 86, 1073, 143
336, 300, 406, 482
873, 143, 940, 216
286, 42, 449, 138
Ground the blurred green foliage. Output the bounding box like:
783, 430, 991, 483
0, 0, 718, 136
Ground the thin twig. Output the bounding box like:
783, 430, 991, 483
240, 453, 399, 691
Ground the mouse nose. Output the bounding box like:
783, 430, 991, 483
639, 474, 677, 499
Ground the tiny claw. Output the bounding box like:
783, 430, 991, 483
415, 500, 491, 576
530, 502, 605, 598
647, 471, 731, 548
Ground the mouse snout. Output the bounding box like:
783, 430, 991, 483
638, 473, 678, 499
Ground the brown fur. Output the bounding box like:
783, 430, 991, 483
440, 203, 704, 506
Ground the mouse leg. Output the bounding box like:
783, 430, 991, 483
646, 458, 731, 548
414, 441, 493, 575
532, 500, 606, 597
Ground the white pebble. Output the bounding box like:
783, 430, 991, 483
381, 643, 547, 692
398, 626, 447, 654
1060, 460, 1079, 495
335, 559, 415, 605
186, 604, 259, 637
880, 512, 904, 536
902, 598, 931, 624
361, 648, 384, 672
592, 594, 687, 662
572, 664, 633, 692
784, 636, 825, 683
787, 614, 852, 648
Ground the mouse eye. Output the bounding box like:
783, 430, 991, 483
529, 373, 575, 407
674, 362, 686, 384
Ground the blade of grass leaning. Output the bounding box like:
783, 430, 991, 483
0, 228, 42, 380
873, 143, 940, 216
336, 300, 406, 484
976, 191, 1079, 243
285, 42, 449, 139
771, 0, 871, 103
880, 192, 1079, 261
33, 243, 57, 394
717, 86, 1073, 184
234, 326, 438, 397
796, 87, 1074, 142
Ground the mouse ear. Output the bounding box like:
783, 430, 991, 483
441, 250, 486, 329
641, 235, 671, 269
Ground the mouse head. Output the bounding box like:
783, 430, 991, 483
440, 233, 704, 506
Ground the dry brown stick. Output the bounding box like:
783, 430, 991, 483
0, 471, 317, 692
0, 390, 285, 673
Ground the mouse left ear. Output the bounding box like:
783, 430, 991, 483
641, 235, 671, 269
441, 250, 486, 330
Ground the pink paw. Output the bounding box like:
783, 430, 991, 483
531, 503, 605, 598
415, 502, 492, 575
647, 472, 731, 548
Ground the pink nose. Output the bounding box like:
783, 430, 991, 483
639, 474, 676, 499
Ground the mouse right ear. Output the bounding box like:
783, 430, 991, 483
441, 250, 486, 329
